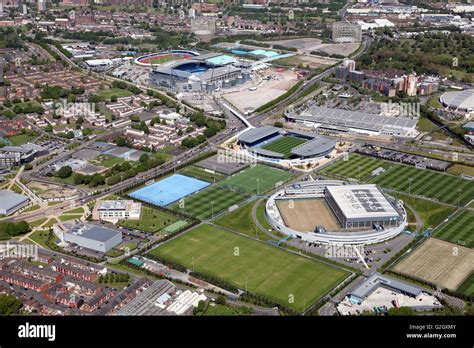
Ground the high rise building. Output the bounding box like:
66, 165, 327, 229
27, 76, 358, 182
332, 22, 362, 43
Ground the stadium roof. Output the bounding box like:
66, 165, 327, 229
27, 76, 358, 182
250, 147, 285, 159
0, 190, 29, 212
238, 126, 281, 144
291, 137, 335, 157
326, 184, 400, 220
291, 106, 417, 135
350, 273, 423, 302
66, 224, 121, 243
440, 89, 474, 111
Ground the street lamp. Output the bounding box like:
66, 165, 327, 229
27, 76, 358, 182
192, 256, 195, 272
256, 178, 260, 195
408, 177, 413, 196
458, 189, 462, 207
211, 201, 214, 219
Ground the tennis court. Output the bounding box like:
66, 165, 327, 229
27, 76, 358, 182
129, 174, 210, 206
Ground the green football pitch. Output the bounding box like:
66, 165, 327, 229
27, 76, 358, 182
169, 186, 248, 220
456, 274, 474, 297
262, 136, 307, 158
434, 210, 474, 249
320, 153, 392, 181
321, 154, 474, 206
219, 164, 294, 195
149, 224, 349, 311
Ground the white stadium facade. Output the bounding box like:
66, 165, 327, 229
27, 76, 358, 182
265, 180, 407, 245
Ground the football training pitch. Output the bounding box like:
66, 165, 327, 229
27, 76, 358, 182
170, 186, 248, 220
393, 238, 474, 291
434, 210, 474, 248
220, 164, 294, 195
149, 224, 349, 311
320, 154, 391, 181
321, 154, 474, 206
262, 136, 307, 158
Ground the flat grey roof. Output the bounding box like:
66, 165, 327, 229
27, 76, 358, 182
0, 190, 29, 211
292, 106, 417, 134
291, 137, 335, 157
351, 273, 423, 301
238, 126, 281, 144
66, 224, 121, 242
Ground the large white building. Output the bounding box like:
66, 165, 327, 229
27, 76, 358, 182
0, 190, 30, 215
92, 200, 141, 223
61, 223, 123, 253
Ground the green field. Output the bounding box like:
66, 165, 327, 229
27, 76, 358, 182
261, 136, 307, 158
393, 193, 455, 230
7, 133, 37, 146
371, 165, 474, 206
322, 154, 474, 206
434, 210, 474, 249
92, 155, 127, 168
149, 224, 348, 311
456, 274, 474, 297
95, 88, 133, 100
214, 201, 271, 240
179, 165, 225, 183
119, 205, 179, 233
320, 154, 392, 181
170, 186, 247, 220
220, 164, 294, 195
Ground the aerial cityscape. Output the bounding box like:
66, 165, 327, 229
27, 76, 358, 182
0, 0, 472, 343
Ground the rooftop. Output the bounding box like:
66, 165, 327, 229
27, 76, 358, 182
441, 89, 474, 110
0, 190, 30, 212
351, 273, 423, 302
238, 126, 281, 144
326, 184, 400, 220
294, 106, 418, 134
65, 224, 121, 243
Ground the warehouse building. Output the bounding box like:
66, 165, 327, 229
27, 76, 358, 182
0, 190, 30, 215
325, 184, 402, 229
287, 106, 418, 138
62, 223, 122, 253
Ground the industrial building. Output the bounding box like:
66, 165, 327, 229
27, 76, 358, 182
0, 189, 30, 215
61, 223, 123, 253
92, 200, 142, 222
325, 184, 402, 229
332, 22, 362, 43
149, 52, 249, 92
287, 105, 418, 137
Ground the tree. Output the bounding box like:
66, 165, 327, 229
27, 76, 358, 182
57, 165, 72, 178
274, 121, 283, 128
0, 294, 22, 315
215, 295, 226, 305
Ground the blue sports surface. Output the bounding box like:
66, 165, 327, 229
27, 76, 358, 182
129, 174, 210, 206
